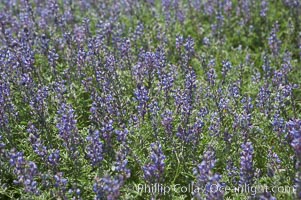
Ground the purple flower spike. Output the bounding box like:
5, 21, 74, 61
239, 142, 254, 186
143, 141, 166, 183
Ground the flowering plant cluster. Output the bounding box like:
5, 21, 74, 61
0, 0, 301, 199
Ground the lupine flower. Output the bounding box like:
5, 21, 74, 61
94, 147, 130, 200
29, 86, 49, 116
228, 83, 240, 99
162, 0, 171, 23
105, 54, 116, 73
205, 174, 225, 200
118, 39, 131, 59
48, 49, 59, 69
252, 70, 262, 84
283, 0, 300, 8
76, 47, 87, 76
233, 111, 252, 134
0, 80, 15, 131
176, 35, 184, 49
176, 125, 196, 143
74, 25, 87, 45
48, 149, 60, 167
206, 60, 217, 86
134, 85, 149, 118
27, 123, 48, 160
267, 149, 281, 177
257, 191, 277, 200
223, 0, 232, 14
159, 70, 174, 95
192, 118, 204, 144
268, 22, 281, 56
203, 37, 211, 46
177, 69, 197, 118
174, 88, 191, 117
287, 119, 301, 165
226, 160, 239, 185
115, 128, 129, 143
54, 172, 68, 198
56, 103, 80, 158
281, 51, 293, 74
221, 60, 232, 78
184, 37, 195, 57
9, 150, 40, 195
86, 130, 103, 167
193, 149, 224, 199
185, 69, 197, 95
20, 73, 33, 87
0, 135, 5, 152
209, 112, 221, 137
218, 97, 230, 112
94, 175, 123, 200
272, 70, 285, 87
101, 118, 114, 148
272, 113, 286, 137
241, 96, 253, 113
239, 142, 254, 186
256, 85, 271, 115
52, 81, 67, 100
262, 56, 271, 77
114, 147, 131, 179
143, 142, 165, 183
198, 107, 209, 118
260, 1, 268, 17
133, 22, 144, 40
193, 150, 216, 186
214, 12, 225, 36
161, 110, 173, 135
39, 34, 50, 55
68, 187, 82, 200
148, 100, 160, 116
241, 0, 251, 23
203, 0, 215, 16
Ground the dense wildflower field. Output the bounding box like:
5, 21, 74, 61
0, 0, 301, 199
